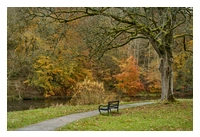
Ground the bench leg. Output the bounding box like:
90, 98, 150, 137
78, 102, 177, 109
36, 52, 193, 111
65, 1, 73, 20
99, 109, 102, 114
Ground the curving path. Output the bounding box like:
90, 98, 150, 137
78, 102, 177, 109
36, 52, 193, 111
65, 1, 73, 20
15, 102, 155, 131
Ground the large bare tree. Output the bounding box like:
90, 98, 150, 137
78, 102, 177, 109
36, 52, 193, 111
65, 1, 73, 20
25, 7, 193, 101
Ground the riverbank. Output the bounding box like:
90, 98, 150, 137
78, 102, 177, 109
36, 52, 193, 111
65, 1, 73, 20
7, 89, 192, 101
8, 99, 193, 131
7, 91, 192, 112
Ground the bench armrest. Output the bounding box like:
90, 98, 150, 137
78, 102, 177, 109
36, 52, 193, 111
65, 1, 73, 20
99, 104, 108, 108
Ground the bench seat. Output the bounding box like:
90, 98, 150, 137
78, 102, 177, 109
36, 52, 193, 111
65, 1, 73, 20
98, 100, 119, 114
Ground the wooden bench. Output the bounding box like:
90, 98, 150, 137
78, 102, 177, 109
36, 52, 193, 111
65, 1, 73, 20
98, 101, 120, 114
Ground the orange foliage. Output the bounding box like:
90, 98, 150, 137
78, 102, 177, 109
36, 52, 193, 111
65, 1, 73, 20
115, 56, 144, 96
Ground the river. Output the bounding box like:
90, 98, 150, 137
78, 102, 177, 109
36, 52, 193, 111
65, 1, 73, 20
7, 98, 71, 112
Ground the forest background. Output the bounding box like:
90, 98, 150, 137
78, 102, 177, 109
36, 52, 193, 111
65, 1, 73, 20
7, 7, 193, 101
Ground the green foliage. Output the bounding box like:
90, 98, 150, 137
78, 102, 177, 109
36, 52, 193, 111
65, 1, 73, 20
70, 77, 107, 105
91, 54, 121, 92
173, 51, 193, 91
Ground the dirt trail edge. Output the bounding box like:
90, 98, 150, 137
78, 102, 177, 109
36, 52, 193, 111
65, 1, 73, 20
15, 102, 155, 131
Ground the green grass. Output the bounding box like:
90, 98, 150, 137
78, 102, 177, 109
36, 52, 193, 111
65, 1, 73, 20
58, 99, 193, 131
7, 99, 192, 131
7, 100, 140, 130
7, 104, 98, 130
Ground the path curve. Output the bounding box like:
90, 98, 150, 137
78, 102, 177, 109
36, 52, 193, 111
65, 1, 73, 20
15, 101, 155, 131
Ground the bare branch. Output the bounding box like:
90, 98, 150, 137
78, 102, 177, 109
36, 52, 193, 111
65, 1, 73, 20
173, 34, 193, 39
24, 7, 192, 59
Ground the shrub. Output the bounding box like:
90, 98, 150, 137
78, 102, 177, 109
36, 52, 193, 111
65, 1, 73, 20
70, 77, 107, 105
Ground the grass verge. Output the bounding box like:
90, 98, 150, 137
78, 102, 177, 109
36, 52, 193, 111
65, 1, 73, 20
58, 99, 193, 131
7, 100, 142, 130
7, 104, 98, 130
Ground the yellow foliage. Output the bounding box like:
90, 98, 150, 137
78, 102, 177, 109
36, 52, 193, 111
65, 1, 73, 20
70, 77, 107, 105
25, 54, 93, 97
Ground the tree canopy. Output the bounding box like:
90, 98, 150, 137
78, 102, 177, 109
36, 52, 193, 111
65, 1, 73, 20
7, 7, 193, 101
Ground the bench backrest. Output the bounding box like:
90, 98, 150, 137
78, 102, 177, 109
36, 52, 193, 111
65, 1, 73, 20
108, 101, 119, 106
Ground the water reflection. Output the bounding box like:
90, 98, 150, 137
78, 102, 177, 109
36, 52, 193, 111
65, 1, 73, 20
7, 99, 71, 112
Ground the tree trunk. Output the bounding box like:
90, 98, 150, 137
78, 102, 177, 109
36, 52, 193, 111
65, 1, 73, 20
159, 53, 175, 101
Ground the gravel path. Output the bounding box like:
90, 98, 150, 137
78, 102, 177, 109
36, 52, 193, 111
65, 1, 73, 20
15, 101, 155, 131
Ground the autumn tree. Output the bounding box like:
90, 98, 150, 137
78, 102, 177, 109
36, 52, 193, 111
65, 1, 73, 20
115, 56, 144, 96
7, 7, 41, 99
7, 7, 93, 98
7, 8, 33, 80
21, 7, 193, 101
173, 38, 193, 91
